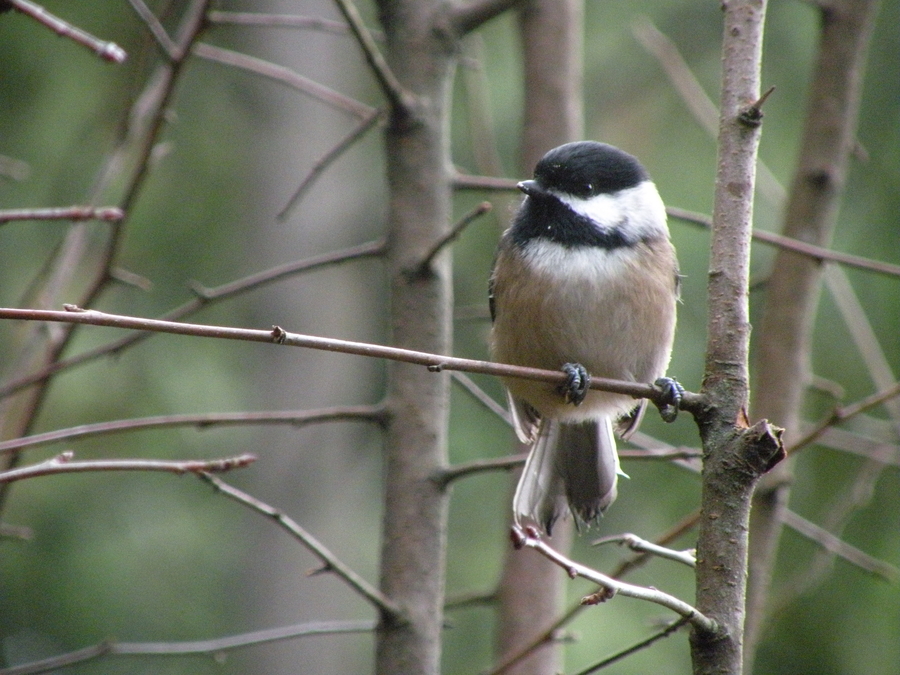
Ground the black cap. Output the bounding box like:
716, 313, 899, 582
532, 141, 649, 198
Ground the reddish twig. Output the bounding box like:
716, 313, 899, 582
0, 306, 705, 413
0, 206, 124, 224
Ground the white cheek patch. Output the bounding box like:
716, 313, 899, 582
554, 181, 668, 241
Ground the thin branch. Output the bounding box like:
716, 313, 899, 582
571, 616, 691, 675
0, 451, 256, 485
486, 512, 700, 675
5, 0, 127, 63
450, 371, 511, 424
0, 239, 386, 399
0, 405, 386, 456
781, 508, 899, 582
330, 0, 414, 112
199, 473, 402, 619
432, 453, 526, 487
632, 15, 784, 205
669, 206, 900, 279
0, 206, 124, 224
278, 109, 384, 220
592, 533, 696, 568
0, 621, 376, 675
416, 201, 492, 273
0, 306, 706, 412
192, 43, 376, 119
207, 11, 377, 37
449, 0, 523, 36
511, 526, 719, 635
787, 380, 900, 455
126, 0, 178, 59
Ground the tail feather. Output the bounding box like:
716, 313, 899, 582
513, 417, 620, 534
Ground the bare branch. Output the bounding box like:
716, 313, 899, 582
1, 621, 376, 675
331, 0, 415, 112
278, 109, 384, 220
0, 405, 386, 457
570, 616, 691, 675
787, 380, 900, 455
450, 371, 511, 424
631, 15, 784, 205
0, 240, 385, 399
200, 473, 403, 619
192, 43, 376, 119
782, 509, 899, 582
0, 451, 256, 485
592, 533, 696, 568
487, 512, 700, 675
4, 0, 127, 63
692, 2, 773, 672
668, 206, 900, 279
207, 11, 377, 37
449, 0, 523, 35
416, 201, 492, 274
432, 453, 526, 487
0, 206, 123, 224
126, 0, 178, 59
511, 526, 719, 636
0, 306, 705, 412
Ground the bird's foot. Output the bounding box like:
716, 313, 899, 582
653, 377, 684, 423
560, 363, 590, 406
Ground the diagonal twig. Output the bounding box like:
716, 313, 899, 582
278, 109, 384, 220
330, 0, 414, 112
200, 472, 402, 619
193, 43, 375, 119
0, 239, 386, 400
4, 0, 127, 63
511, 525, 718, 636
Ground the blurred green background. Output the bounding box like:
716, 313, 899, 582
1, 1, 898, 673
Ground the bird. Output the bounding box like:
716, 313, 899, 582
489, 140, 681, 534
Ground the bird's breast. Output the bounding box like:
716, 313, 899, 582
490, 237, 677, 418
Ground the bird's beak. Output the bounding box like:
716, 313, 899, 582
517, 180, 543, 197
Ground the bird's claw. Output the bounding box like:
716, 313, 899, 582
561, 363, 590, 406
654, 377, 684, 423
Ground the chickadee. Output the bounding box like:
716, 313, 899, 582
489, 141, 680, 534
